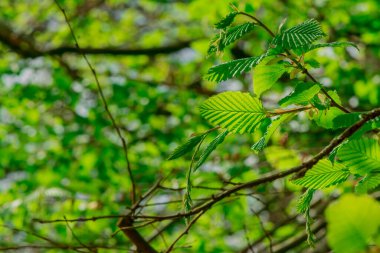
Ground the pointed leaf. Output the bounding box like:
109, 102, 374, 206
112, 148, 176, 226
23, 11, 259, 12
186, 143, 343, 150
292, 159, 349, 189
194, 130, 228, 171
168, 134, 205, 160
279, 82, 321, 106
272, 19, 325, 50
337, 138, 380, 175
200, 91, 266, 134
208, 23, 255, 55
253, 63, 287, 96
215, 12, 238, 29
205, 55, 266, 82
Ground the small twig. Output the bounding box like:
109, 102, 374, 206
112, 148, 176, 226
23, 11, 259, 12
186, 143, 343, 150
64, 216, 94, 252
53, 0, 136, 204
164, 211, 205, 253
250, 208, 273, 253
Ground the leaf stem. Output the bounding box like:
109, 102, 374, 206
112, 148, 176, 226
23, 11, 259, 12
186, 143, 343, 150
267, 105, 313, 117
239, 12, 350, 113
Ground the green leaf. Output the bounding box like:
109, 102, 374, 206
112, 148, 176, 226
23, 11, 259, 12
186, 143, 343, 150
208, 23, 255, 55
294, 41, 358, 55
200, 91, 266, 134
312, 107, 344, 129
355, 172, 380, 194
205, 55, 266, 82
272, 19, 325, 50
253, 62, 287, 96
215, 12, 238, 29
332, 112, 361, 129
251, 113, 295, 152
194, 130, 228, 171
296, 188, 315, 214
279, 82, 321, 106
337, 138, 380, 175
297, 189, 316, 246
325, 194, 380, 253
168, 134, 205, 160
292, 159, 349, 189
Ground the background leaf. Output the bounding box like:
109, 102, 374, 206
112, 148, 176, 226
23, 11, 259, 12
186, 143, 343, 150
325, 194, 380, 253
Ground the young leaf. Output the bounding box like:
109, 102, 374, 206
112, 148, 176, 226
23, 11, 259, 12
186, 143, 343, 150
297, 189, 316, 246
194, 130, 228, 171
292, 159, 350, 189
215, 12, 238, 29
251, 113, 295, 152
279, 82, 321, 106
272, 19, 325, 50
205, 55, 266, 82
312, 107, 344, 129
168, 134, 205, 160
355, 172, 380, 194
208, 23, 255, 55
200, 91, 266, 134
253, 62, 287, 96
337, 138, 380, 175
325, 194, 380, 253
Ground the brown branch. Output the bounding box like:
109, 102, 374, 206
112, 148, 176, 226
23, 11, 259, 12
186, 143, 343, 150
164, 211, 205, 253
44, 41, 192, 56
0, 20, 193, 58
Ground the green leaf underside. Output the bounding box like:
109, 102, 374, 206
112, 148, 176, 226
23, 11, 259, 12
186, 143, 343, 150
325, 194, 380, 253
254, 63, 287, 96
273, 19, 325, 50
168, 134, 204, 160
200, 91, 266, 134
294, 41, 358, 55
332, 112, 361, 129
355, 172, 380, 193
292, 159, 349, 189
215, 12, 238, 29
313, 107, 344, 129
209, 23, 255, 55
337, 138, 380, 175
205, 55, 266, 82
251, 113, 295, 152
279, 82, 321, 106
194, 130, 228, 171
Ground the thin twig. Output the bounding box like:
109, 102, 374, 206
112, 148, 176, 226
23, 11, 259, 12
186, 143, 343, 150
53, 0, 136, 204
164, 211, 205, 253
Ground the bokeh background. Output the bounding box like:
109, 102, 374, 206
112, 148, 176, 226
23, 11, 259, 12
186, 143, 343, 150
0, 0, 379, 252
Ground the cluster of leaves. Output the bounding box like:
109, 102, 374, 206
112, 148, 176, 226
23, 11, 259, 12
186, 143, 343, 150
169, 7, 380, 252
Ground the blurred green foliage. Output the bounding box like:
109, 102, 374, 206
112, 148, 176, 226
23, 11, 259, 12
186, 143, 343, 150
0, 0, 379, 252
